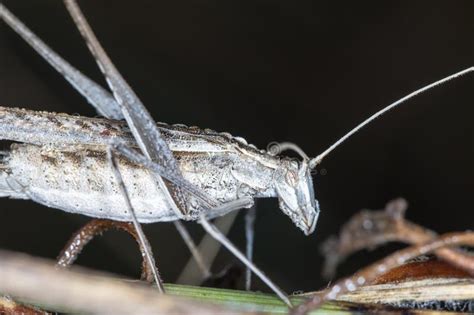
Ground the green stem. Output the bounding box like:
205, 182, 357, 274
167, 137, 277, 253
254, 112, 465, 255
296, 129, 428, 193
165, 284, 352, 314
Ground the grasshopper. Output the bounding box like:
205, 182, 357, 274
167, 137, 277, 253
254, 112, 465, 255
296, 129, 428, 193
1, 1, 472, 308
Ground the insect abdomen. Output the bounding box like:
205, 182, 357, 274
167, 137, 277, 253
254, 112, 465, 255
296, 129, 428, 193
3, 144, 179, 222
1, 143, 263, 222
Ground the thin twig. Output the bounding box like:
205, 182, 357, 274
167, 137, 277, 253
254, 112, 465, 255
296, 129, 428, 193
293, 231, 474, 315
56, 219, 155, 282
0, 250, 256, 315
321, 198, 472, 278
0, 295, 49, 315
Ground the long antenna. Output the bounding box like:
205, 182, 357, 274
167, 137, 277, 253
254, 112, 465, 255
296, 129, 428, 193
309, 67, 474, 168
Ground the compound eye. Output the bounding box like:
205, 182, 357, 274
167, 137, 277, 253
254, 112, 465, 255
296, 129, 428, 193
285, 170, 298, 187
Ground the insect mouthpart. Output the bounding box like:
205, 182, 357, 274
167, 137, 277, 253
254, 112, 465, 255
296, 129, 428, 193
303, 199, 320, 235
275, 159, 321, 235
276, 194, 320, 235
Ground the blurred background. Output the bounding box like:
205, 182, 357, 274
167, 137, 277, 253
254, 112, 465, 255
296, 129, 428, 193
1, 0, 473, 294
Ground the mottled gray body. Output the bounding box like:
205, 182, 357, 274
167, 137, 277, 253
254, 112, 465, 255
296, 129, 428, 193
3, 1, 461, 306
0, 1, 322, 304
0, 106, 295, 224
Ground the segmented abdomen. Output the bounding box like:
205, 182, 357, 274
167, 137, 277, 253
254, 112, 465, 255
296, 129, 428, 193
0, 143, 257, 222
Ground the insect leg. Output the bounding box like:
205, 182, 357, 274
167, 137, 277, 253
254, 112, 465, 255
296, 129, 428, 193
4, 2, 204, 214
63, 4, 219, 270
107, 147, 165, 292
63, 0, 182, 178
111, 141, 223, 282
0, 4, 122, 119
2, 3, 218, 282
177, 201, 254, 285
244, 206, 256, 291
200, 212, 292, 307
177, 213, 239, 285
173, 221, 212, 279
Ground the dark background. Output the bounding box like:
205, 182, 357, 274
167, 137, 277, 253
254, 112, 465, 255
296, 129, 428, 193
1, 0, 473, 294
